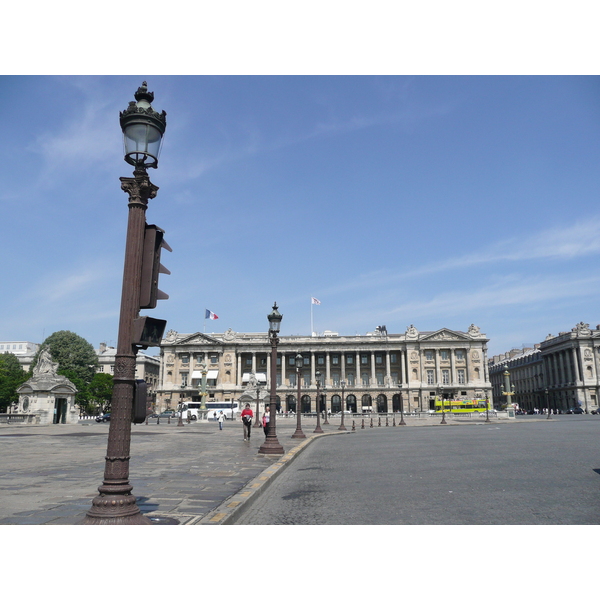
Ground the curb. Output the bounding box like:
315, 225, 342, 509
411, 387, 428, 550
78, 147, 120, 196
194, 429, 352, 525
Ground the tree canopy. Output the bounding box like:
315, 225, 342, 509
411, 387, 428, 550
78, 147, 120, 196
32, 330, 98, 385
0, 352, 29, 412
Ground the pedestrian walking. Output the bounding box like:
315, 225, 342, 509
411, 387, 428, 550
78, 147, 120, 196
262, 405, 270, 437
217, 410, 225, 430
241, 403, 253, 441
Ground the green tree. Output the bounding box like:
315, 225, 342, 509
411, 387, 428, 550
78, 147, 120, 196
0, 352, 29, 412
31, 331, 99, 413
88, 372, 114, 414
32, 330, 98, 385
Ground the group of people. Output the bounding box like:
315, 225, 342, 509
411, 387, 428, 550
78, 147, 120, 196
217, 403, 271, 441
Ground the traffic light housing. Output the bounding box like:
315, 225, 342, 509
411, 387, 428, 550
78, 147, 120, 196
140, 224, 171, 309
132, 379, 149, 424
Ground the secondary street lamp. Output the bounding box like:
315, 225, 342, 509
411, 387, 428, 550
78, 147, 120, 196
545, 388, 552, 420
398, 386, 406, 426
501, 370, 516, 417
338, 380, 347, 431
314, 371, 324, 434
292, 352, 306, 439
83, 82, 167, 524
258, 303, 284, 455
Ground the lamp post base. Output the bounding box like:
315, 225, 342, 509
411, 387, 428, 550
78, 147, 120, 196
291, 429, 306, 439
258, 437, 285, 454
81, 487, 151, 525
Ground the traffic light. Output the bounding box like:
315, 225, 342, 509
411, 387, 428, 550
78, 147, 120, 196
132, 379, 149, 424
139, 224, 171, 309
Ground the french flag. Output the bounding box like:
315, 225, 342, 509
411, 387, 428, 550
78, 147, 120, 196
205, 309, 219, 320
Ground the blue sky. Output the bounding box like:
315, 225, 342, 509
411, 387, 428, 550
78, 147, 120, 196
1, 75, 598, 357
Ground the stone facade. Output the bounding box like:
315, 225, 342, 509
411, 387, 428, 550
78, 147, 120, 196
488, 322, 600, 413
156, 325, 492, 414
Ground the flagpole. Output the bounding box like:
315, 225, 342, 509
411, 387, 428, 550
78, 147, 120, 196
310, 298, 313, 336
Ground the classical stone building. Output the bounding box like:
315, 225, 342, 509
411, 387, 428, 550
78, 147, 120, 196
156, 324, 492, 414
96, 343, 161, 405
488, 322, 600, 413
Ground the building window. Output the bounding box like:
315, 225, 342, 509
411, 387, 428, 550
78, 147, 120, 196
376, 372, 384, 385
195, 353, 204, 362
390, 353, 397, 364
455, 350, 464, 361
427, 370, 434, 385
181, 372, 188, 386
260, 357, 267, 366
317, 355, 325, 366
440, 350, 449, 361
332, 373, 340, 386
181, 354, 189, 364
375, 354, 383, 365
289, 356, 296, 366
346, 355, 354, 365
362, 373, 370, 386
442, 370, 450, 384
289, 372, 296, 386
425, 350, 433, 361
303, 357, 309, 366
458, 370, 465, 384
332, 355, 339, 365
361, 354, 368, 365
347, 373, 355, 386
210, 355, 218, 364
304, 374, 310, 387
246, 357, 252, 366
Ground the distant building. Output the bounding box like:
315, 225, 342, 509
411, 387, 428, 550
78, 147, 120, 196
96, 343, 161, 405
0, 342, 40, 371
156, 324, 492, 414
488, 322, 600, 413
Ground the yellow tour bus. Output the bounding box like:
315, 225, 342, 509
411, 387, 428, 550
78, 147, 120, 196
434, 398, 489, 413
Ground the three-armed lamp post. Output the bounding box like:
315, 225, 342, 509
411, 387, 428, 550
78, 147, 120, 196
314, 371, 324, 434
398, 386, 406, 426
258, 303, 285, 455
83, 82, 167, 524
292, 352, 306, 439
338, 380, 347, 431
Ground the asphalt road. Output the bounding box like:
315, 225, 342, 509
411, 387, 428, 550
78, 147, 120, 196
233, 416, 600, 525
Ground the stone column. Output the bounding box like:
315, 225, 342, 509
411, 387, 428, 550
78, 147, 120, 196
326, 351, 331, 386
356, 351, 360, 387
371, 351, 376, 387
385, 351, 391, 387
237, 354, 242, 386
280, 351, 286, 386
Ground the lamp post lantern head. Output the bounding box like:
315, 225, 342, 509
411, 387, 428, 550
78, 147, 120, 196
120, 81, 167, 169
267, 302, 282, 335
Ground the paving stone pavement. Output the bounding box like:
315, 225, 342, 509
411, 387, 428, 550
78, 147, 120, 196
0, 412, 511, 525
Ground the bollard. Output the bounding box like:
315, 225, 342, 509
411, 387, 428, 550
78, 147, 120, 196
378, 417, 381, 427
157, 416, 160, 425
168, 416, 171, 424
361, 419, 365, 429
386, 416, 389, 427
393, 415, 396, 426
145, 416, 149, 425
352, 420, 356, 431
370, 418, 373, 428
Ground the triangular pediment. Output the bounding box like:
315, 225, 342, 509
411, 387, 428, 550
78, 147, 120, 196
420, 328, 470, 342
166, 332, 221, 346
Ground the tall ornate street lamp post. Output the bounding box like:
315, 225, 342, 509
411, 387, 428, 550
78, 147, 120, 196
322, 381, 329, 425
258, 303, 284, 455
545, 387, 552, 420
439, 385, 447, 424
398, 386, 406, 425
292, 352, 306, 439
83, 82, 167, 524
338, 380, 347, 431
484, 395, 491, 423
314, 371, 324, 434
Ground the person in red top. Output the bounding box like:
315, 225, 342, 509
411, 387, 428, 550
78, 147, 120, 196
241, 403, 253, 441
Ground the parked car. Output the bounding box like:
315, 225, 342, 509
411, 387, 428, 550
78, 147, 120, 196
158, 411, 175, 418
96, 413, 111, 422
566, 407, 584, 414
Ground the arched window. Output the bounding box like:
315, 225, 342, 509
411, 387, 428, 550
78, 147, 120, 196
301, 395, 312, 413
376, 394, 388, 413
287, 395, 296, 412
346, 394, 357, 412
331, 394, 341, 412
362, 394, 372, 408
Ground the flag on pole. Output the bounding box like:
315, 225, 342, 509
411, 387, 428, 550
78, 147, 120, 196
205, 309, 219, 320
311, 297, 321, 305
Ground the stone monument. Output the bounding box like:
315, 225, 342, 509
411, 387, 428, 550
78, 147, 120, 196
15, 348, 79, 425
